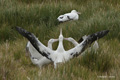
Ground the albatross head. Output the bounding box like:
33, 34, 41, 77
71, 10, 81, 14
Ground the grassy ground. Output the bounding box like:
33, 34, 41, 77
0, 0, 120, 80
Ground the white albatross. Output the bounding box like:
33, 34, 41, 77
26, 36, 99, 67
57, 10, 81, 22
16, 27, 109, 68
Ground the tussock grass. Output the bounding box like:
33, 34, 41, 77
0, 0, 120, 80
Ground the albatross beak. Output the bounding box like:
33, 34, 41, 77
60, 28, 62, 35
77, 12, 81, 15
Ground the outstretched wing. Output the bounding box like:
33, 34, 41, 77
26, 41, 51, 66
67, 30, 109, 58
16, 27, 54, 61
78, 35, 87, 43
26, 41, 45, 59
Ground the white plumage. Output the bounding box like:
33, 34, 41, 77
16, 27, 109, 68
26, 38, 58, 67
57, 10, 81, 22
26, 41, 51, 67
26, 36, 99, 67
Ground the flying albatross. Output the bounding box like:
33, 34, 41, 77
16, 27, 109, 68
57, 10, 81, 23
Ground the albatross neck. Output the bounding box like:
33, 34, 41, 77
56, 40, 65, 52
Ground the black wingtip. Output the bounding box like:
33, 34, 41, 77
15, 26, 21, 31
86, 30, 109, 45
94, 30, 109, 39
15, 26, 25, 33
78, 30, 109, 43
15, 26, 41, 54
80, 29, 109, 53
15, 26, 23, 34
15, 26, 31, 38
104, 30, 109, 35
15, 26, 22, 34
101, 30, 109, 34
78, 37, 83, 43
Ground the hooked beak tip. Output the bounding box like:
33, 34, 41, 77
78, 12, 81, 14
60, 28, 62, 35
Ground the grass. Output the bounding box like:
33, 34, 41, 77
0, 0, 120, 80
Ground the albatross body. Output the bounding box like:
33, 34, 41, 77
57, 10, 81, 22
16, 27, 109, 68
26, 36, 99, 67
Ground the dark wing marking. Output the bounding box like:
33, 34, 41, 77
78, 37, 83, 43
60, 16, 63, 19
15, 26, 53, 61
67, 30, 109, 58
67, 16, 73, 20
78, 30, 109, 43
85, 30, 109, 44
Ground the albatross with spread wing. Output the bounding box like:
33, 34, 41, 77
16, 27, 109, 68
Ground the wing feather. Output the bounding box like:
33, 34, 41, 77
67, 30, 109, 58
16, 26, 54, 61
